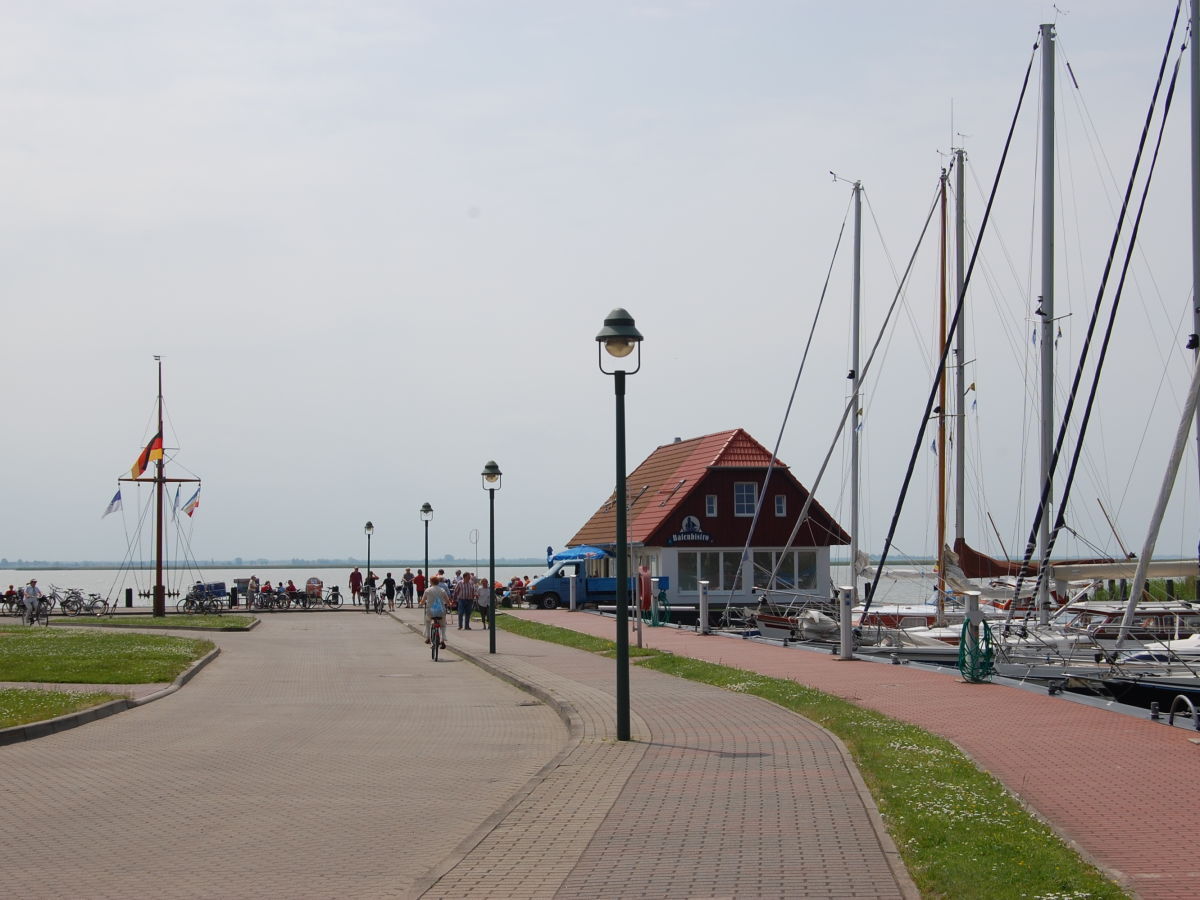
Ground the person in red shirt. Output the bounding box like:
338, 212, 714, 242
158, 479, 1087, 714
414, 570, 427, 605
348, 567, 364, 605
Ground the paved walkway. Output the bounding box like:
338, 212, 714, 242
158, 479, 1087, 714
515, 609, 1200, 900
393, 611, 916, 899
3, 611, 919, 899
0, 616, 564, 899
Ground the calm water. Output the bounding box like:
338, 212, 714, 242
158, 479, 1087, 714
1, 564, 546, 608
3, 563, 939, 609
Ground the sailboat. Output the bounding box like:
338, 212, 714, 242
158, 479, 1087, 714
113, 357, 204, 617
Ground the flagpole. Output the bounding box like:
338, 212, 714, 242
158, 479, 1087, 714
154, 357, 166, 617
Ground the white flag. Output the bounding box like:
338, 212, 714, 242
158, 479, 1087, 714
102, 489, 122, 519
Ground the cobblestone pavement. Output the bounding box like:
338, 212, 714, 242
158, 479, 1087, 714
519, 609, 1200, 900
398, 612, 917, 900
0, 615, 564, 899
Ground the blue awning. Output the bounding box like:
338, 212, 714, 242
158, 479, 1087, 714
551, 545, 612, 561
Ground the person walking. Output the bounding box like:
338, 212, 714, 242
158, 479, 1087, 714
349, 567, 364, 605
422, 575, 449, 648
414, 569, 427, 606
475, 578, 491, 629
401, 568, 415, 608
453, 573, 475, 630
382, 572, 397, 611
362, 570, 378, 613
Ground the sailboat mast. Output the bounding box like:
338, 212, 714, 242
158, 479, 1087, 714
850, 181, 863, 608
1192, 0, 1200, 485
1038, 23, 1056, 625
954, 149, 967, 548
154, 356, 166, 617
937, 170, 948, 620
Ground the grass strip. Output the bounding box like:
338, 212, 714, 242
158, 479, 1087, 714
0, 687, 126, 729
497, 614, 660, 657
495, 615, 1127, 900
0, 627, 214, 683
52, 614, 254, 631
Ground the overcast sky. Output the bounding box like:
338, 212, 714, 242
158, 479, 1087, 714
4, 0, 1198, 568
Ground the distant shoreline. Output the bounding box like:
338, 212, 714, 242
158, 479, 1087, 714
1, 559, 548, 571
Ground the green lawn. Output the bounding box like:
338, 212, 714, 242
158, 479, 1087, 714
0, 687, 126, 729
0, 627, 214, 683
494, 614, 1127, 900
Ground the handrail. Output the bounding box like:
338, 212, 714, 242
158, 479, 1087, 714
1166, 694, 1199, 731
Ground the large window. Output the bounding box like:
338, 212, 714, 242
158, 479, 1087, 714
752, 550, 818, 590
677, 551, 745, 592
734, 482, 757, 517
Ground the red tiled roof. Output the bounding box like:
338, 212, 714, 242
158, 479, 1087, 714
568, 428, 847, 547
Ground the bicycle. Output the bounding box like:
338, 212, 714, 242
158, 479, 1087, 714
362, 585, 377, 614
24, 598, 50, 626
373, 590, 386, 615
430, 616, 443, 661
324, 586, 343, 608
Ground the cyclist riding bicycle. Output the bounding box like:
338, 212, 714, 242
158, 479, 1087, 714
23, 579, 43, 625
422, 575, 449, 649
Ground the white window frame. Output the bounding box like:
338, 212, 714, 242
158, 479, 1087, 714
733, 482, 756, 517
774, 494, 786, 517
705, 494, 718, 517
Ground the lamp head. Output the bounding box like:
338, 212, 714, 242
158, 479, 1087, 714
481, 460, 503, 491
596, 308, 643, 374
364, 521, 374, 536
420, 502, 433, 522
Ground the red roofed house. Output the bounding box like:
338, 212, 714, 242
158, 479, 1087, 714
567, 428, 849, 608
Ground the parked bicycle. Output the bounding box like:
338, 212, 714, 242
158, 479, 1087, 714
62, 591, 111, 616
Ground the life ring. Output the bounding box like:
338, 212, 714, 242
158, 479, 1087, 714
638, 566, 653, 611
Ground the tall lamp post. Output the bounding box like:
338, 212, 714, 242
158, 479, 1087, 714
364, 521, 374, 595
482, 461, 502, 654
420, 502, 433, 594
596, 307, 643, 742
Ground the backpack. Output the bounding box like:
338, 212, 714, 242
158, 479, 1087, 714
427, 593, 446, 617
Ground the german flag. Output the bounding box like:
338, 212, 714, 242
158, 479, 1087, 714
130, 431, 164, 479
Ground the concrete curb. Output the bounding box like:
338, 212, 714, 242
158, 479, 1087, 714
49, 617, 260, 632
0, 646, 221, 746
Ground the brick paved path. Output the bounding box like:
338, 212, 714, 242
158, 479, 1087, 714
519, 610, 1200, 900
403, 613, 916, 899
0, 616, 563, 899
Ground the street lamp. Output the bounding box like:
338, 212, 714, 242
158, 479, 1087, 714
420, 502, 433, 597
596, 307, 643, 742
482, 460, 502, 654
364, 521, 374, 602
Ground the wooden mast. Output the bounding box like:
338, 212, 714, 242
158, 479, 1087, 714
154, 357, 166, 617
118, 357, 199, 617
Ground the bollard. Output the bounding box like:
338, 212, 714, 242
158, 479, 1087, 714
964, 590, 981, 647
568, 574, 577, 612
698, 580, 710, 634
230, 586, 239, 608
1166, 579, 1176, 603
838, 586, 854, 660
125, 587, 133, 608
